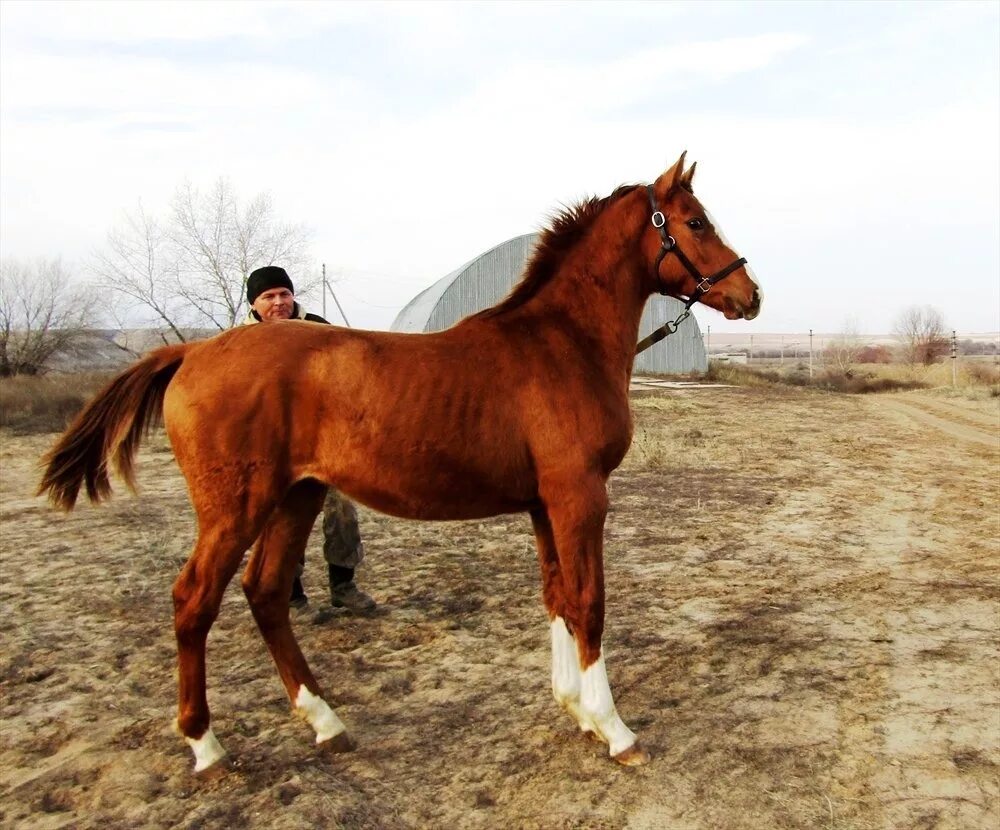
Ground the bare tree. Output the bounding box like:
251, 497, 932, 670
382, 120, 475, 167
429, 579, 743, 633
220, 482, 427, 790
172, 179, 313, 330
93, 203, 192, 343
823, 317, 864, 375
93, 178, 313, 335
0, 259, 98, 376
892, 305, 949, 365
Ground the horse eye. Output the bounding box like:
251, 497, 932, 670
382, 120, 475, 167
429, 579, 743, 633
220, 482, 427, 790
687, 218, 704, 231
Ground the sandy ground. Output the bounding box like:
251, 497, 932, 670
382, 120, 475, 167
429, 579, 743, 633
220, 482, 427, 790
1, 385, 997, 830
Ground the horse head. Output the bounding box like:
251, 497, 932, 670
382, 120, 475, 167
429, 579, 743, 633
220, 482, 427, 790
643, 153, 761, 321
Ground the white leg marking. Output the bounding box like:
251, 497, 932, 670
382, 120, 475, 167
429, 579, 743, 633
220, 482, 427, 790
550, 617, 593, 731
550, 617, 580, 703
295, 685, 347, 744
580, 652, 638, 756
184, 727, 226, 772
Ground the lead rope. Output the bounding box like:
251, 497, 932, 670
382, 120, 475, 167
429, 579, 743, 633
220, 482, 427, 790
636, 306, 692, 354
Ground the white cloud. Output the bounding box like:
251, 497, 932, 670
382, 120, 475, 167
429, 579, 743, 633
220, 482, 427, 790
0, 48, 348, 117
0, 0, 367, 44
459, 33, 809, 122
1, 2, 997, 335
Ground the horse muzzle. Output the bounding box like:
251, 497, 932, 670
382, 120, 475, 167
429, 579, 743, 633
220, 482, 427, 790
722, 286, 762, 320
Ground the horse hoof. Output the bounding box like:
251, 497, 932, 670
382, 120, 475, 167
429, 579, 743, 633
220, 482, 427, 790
613, 742, 651, 766
319, 731, 356, 754
194, 756, 231, 781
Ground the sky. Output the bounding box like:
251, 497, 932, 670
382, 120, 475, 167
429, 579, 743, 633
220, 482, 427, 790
1, 0, 998, 336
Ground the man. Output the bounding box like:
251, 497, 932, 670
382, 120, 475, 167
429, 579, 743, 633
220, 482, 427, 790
242, 265, 376, 615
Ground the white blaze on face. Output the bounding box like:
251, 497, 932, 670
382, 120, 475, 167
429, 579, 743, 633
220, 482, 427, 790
295, 685, 347, 744
704, 207, 762, 297
184, 727, 226, 772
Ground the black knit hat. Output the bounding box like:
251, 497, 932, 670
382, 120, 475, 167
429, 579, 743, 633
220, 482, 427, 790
247, 266, 295, 304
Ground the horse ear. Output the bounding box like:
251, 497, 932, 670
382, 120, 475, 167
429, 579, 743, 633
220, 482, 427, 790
653, 151, 688, 192
680, 161, 697, 192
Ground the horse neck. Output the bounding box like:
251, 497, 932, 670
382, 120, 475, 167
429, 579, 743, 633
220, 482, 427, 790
522, 210, 650, 377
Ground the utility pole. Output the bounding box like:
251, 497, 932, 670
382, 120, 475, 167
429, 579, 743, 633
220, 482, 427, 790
951, 330, 958, 387
809, 329, 814, 379
321, 262, 352, 327
749, 334, 754, 363
780, 334, 784, 365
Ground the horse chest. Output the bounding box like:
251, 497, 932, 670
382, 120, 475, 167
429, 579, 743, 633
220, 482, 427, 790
537, 397, 632, 477
596, 411, 633, 474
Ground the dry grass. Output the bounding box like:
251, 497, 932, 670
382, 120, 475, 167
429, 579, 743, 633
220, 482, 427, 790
859, 358, 999, 389
705, 359, 1000, 397
0, 372, 113, 434
1, 385, 997, 830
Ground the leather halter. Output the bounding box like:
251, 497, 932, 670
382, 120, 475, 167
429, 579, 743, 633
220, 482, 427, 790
646, 184, 747, 311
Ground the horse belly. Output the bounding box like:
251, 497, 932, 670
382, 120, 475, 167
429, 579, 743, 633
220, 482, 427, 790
321, 444, 537, 521
338, 477, 535, 521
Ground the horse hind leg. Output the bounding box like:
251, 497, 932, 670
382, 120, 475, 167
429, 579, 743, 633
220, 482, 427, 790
241, 478, 354, 753
172, 521, 260, 773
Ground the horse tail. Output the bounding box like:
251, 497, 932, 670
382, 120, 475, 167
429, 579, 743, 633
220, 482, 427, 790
38, 343, 189, 511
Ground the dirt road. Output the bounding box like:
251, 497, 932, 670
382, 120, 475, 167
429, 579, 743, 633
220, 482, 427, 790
1, 386, 997, 829
874, 395, 998, 449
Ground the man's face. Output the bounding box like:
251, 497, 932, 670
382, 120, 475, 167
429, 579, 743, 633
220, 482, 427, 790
252, 287, 294, 320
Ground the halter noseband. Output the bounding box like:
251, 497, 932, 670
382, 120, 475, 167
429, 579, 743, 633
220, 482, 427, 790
646, 184, 747, 311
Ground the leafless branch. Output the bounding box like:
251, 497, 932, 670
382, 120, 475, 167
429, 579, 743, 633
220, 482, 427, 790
93, 179, 314, 336
0, 258, 99, 375
893, 306, 949, 365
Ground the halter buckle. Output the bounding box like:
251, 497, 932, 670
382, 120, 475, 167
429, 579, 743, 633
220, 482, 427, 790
696, 277, 712, 293
651, 211, 666, 229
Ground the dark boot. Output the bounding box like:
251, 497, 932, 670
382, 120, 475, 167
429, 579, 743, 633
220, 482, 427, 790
328, 565, 376, 614
289, 575, 308, 609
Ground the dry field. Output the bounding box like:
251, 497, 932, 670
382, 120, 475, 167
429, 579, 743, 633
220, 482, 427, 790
1, 383, 998, 829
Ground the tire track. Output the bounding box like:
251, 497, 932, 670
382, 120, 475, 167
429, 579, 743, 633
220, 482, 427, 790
873, 397, 999, 449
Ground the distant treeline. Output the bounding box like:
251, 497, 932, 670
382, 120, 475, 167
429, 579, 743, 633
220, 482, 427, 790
733, 339, 998, 362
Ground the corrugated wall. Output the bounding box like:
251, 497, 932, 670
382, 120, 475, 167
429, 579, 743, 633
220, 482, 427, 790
392, 233, 707, 374
634, 293, 708, 374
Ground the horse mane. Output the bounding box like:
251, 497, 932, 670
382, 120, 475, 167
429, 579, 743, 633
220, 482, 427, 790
474, 184, 642, 319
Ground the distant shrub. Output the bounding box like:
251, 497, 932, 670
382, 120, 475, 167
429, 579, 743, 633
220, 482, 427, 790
815, 370, 926, 394
704, 363, 781, 387
856, 345, 892, 363
964, 361, 1000, 387
0, 373, 111, 434
703, 362, 927, 394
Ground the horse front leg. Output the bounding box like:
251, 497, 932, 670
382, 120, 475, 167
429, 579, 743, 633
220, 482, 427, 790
544, 483, 651, 766
241, 479, 355, 754
532, 509, 590, 734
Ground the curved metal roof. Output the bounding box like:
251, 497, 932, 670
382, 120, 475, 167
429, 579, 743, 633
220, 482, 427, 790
392, 234, 539, 333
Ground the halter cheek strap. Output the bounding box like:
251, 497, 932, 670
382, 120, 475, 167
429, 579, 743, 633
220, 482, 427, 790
646, 185, 747, 311
636, 185, 750, 355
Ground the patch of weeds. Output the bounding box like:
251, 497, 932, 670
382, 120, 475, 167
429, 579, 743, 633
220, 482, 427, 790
952, 748, 996, 771
379, 672, 415, 697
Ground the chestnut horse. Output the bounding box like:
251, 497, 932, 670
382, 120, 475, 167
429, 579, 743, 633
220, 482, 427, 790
39, 154, 760, 773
